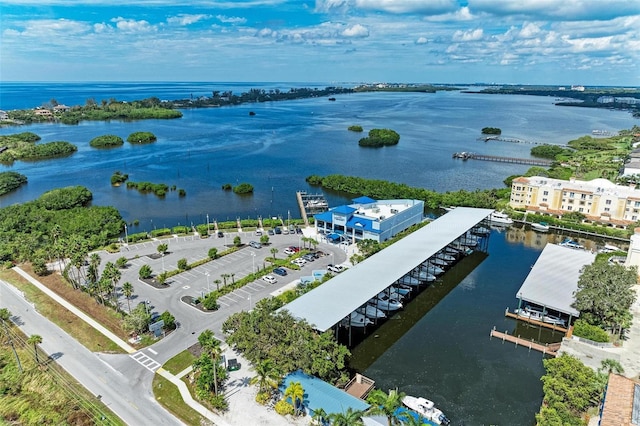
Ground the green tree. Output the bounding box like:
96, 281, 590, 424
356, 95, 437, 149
177, 258, 188, 270
213, 279, 221, 291
249, 359, 281, 394
366, 388, 405, 426
139, 264, 152, 279
0, 308, 22, 372
573, 261, 638, 336
233, 236, 242, 247
327, 407, 364, 426
27, 334, 43, 364
284, 381, 305, 416
198, 329, 222, 395
270, 247, 278, 260
157, 243, 168, 255
260, 234, 269, 245
122, 281, 134, 313
123, 303, 151, 334
312, 407, 329, 425
115, 256, 127, 269
208, 247, 218, 259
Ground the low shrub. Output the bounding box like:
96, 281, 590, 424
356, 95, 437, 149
274, 400, 294, 416
573, 319, 610, 343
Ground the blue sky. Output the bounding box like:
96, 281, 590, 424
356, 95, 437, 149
1, 0, 639, 85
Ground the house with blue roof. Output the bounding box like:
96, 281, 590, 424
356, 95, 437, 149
314, 197, 424, 243
280, 370, 371, 420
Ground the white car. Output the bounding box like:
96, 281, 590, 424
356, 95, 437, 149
283, 248, 296, 256
262, 275, 277, 284
327, 264, 345, 273
291, 258, 307, 266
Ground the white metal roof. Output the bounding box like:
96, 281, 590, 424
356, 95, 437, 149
515, 243, 595, 317
280, 207, 494, 332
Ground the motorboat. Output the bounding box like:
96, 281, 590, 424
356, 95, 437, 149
399, 275, 421, 286
444, 246, 461, 256
515, 306, 543, 322
344, 311, 373, 327
357, 305, 386, 319
600, 244, 621, 253
543, 314, 566, 327
531, 222, 550, 232
436, 252, 456, 263
387, 286, 407, 301
472, 226, 490, 236
372, 293, 403, 311
411, 270, 436, 282
390, 284, 413, 296
429, 257, 449, 267
423, 262, 445, 275
559, 238, 585, 250
489, 211, 513, 225
402, 395, 450, 425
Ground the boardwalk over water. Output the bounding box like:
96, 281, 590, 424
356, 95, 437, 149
490, 328, 561, 357
296, 191, 329, 227
453, 152, 554, 166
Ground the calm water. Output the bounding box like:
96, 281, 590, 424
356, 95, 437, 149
1, 83, 637, 424
0, 84, 635, 234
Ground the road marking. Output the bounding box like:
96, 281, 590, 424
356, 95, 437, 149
147, 348, 158, 355
182, 285, 190, 289
130, 352, 161, 372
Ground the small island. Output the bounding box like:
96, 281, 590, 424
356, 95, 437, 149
127, 131, 157, 144
348, 125, 363, 132
90, 134, 124, 148
233, 183, 254, 194
110, 171, 129, 186
358, 128, 400, 147
0, 131, 77, 164
481, 127, 502, 135
0, 171, 28, 195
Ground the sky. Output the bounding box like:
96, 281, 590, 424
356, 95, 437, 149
1, 0, 639, 85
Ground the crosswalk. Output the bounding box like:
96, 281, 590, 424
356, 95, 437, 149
130, 351, 161, 372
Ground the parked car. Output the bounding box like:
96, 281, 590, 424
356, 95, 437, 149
273, 267, 288, 276
267, 229, 275, 236
274, 227, 282, 235
217, 231, 224, 238
302, 253, 316, 262
249, 241, 262, 249
314, 251, 327, 258
289, 225, 295, 233
291, 258, 307, 266
262, 275, 277, 284
283, 248, 296, 256
282, 228, 289, 234
255, 230, 263, 236
289, 246, 300, 252
296, 227, 303, 234
327, 264, 345, 273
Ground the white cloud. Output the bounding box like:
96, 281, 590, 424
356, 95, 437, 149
341, 23, 368, 37
110, 17, 154, 33
415, 36, 428, 44
316, 0, 459, 14
216, 15, 247, 24
519, 22, 541, 38
167, 14, 211, 26
467, 0, 640, 21
452, 28, 483, 42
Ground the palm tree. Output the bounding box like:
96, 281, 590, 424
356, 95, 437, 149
327, 407, 364, 426
27, 334, 43, 364
312, 407, 329, 425
221, 273, 230, 287
213, 279, 221, 291
366, 388, 405, 426
102, 262, 121, 308
284, 381, 305, 416
599, 358, 624, 374
249, 359, 280, 393
270, 247, 278, 260
198, 329, 222, 395
122, 281, 134, 313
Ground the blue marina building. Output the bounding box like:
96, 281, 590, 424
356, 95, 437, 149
314, 196, 424, 243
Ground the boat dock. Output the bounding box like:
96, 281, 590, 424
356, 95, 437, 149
344, 373, 375, 400
296, 191, 329, 227
477, 136, 550, 145
504, 308, 569, 333
490, 327, 561, 357
453, 152, 553, 166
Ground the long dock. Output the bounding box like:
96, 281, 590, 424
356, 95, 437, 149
504, 309, 569, 333
490, 327, 561, 356
453, 152, 553, 166
296, 191, 310, 227
477, 136, 549, 145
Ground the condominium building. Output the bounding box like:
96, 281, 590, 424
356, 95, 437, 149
510, 176, 640, 225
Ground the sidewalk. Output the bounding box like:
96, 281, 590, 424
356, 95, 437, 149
10, 266, 236, 426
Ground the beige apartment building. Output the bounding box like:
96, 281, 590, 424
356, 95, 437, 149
510, 176, 640, 226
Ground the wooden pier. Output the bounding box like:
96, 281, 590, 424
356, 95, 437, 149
296, 191, 310, 227
477, 136, 548, 145
296, 191, 329, 227
453, 152, 553, 166
490, 327, 561, 357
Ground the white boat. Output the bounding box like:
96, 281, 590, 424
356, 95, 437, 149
531, 222, 550, 232
372, 293, 403, 311
600, 244, 621, 253
489, 211, 513, 225
559, 238, 585, 250
436, 252, 456, 263
429, 257, 449, 267
387, 286, 407, 301
357, 305, 386, 319
390, 284, 412, 296
344, 311, 373, 327
402, 396, 450, 425
543, 314, 566, 327
472, 226, 490, 236
411, 270, 436, 282
423, 262, 445, 275
399, 275, 421, 286
515, 306, 543, 322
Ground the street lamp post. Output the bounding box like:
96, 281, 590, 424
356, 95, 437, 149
206, 214, 210, 236
248, 294, 252, 311
206, 272, 210, 293
251, 252, 256, 274
161, 253, 165, 272
124, 223, 128, 246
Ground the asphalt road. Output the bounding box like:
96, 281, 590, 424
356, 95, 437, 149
0, 280, 184, 426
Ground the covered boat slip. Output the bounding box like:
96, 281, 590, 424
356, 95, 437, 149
280, 207, 494, 333
515, 243, 596, 319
